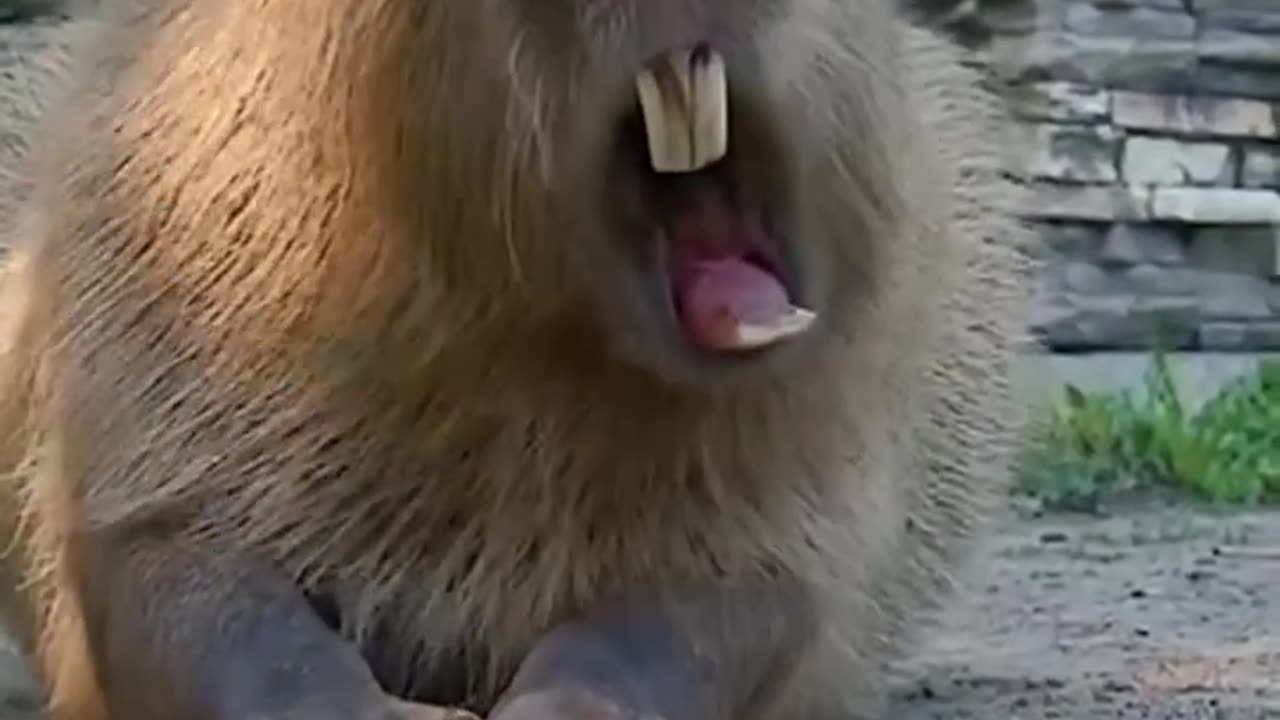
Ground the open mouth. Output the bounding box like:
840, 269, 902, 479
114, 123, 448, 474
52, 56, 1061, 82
615, 44, 816, 356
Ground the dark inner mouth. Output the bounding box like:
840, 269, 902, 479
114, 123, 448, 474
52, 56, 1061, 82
613, 110, 801, 354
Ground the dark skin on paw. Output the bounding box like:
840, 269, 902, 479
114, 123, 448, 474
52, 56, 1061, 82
81, 521, 811, 720
487, 579, 816, 720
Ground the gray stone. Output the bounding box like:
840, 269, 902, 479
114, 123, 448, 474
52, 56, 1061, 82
1192, 0, 1280, 12
1199, 11, 1280, 32
1031, 294, 1135, 348
1017, 122, 1120, 182
1111, 90, 1276, 137
1033, 294, 1200, 350
1064, 3, 1196, 39
978, 0, 1044, 34
1006, 81, 1111, 122
1088, 38, 1198, 93
1040, 221, 1108, 259
1197, 28, 1280, 65
1189, 226, 1279, 275
1061, 261, 1117, 294
1199, 322, 1280, 350
1039, 256, 1198, 295
1272, 282, 1280, 311
1089, 0, 1189, 10
992, 32, 1196, 95
1121, 137, 1235, 186
1194, 270, 1276, 319
1149, 187, 1280, 223
1125, 264, 1199, 294
1048, 259, 1200, 298
1098, 224, 1186, 266
1027, 296, 1089, 346
1242, 146, 1280, 189
1024, 182, 1151, 221
1197, 62, 1280, 101
1129, 297, 1203, 348
1199, 322, 1250, 349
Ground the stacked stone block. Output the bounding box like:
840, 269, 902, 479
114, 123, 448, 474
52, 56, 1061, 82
971, 0, 1280, 351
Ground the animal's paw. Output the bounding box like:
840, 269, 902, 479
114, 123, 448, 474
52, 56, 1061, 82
489, 687, 645, 720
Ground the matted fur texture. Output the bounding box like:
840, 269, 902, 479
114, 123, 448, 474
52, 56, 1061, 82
0, 1, 1034, 719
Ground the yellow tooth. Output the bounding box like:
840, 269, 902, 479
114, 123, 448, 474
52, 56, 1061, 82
689, 49, 728, 169
727, 306, 818, 350
635, 47, 728, 173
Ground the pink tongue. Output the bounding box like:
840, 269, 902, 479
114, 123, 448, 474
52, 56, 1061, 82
679, 258, 791, 350
665, 189, 791, 351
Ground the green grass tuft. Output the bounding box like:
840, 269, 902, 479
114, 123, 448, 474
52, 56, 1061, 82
1015, 352, 1280, 513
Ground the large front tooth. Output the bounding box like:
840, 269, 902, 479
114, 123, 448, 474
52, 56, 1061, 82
688, 48, 728, 169
634, 47, 728, 173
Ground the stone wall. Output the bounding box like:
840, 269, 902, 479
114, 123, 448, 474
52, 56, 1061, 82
974, 0, 1280, 352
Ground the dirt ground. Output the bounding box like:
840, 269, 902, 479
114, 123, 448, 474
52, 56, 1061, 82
0, 500, 1274, 720
888, 500, 1279, 719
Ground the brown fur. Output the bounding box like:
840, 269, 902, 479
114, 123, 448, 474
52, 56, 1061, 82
0, 1, 1034, 719
0, 6, 101, 658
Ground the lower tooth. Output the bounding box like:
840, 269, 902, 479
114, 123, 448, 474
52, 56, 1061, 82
729, 306, 818, 349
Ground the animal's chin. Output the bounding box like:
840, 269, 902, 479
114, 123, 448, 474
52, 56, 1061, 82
602, 44, 815, 372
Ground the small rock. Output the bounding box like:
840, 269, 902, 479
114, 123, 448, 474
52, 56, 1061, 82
1102, 679, 1136, 693
1040, 530, 1070, 544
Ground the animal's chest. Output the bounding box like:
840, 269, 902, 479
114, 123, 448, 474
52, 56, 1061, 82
328, 500, 757, 708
